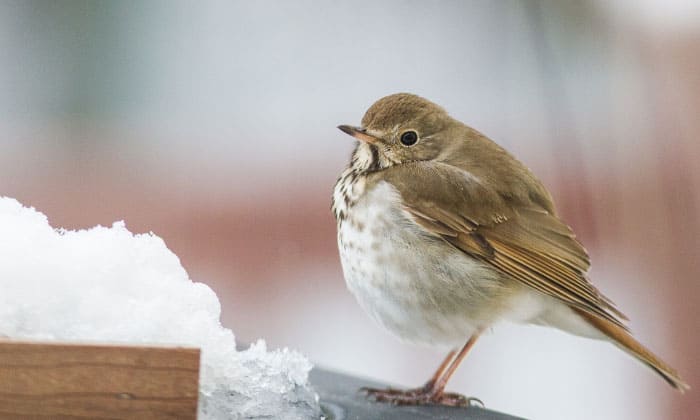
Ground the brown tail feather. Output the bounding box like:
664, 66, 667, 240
574, 308, 689, 392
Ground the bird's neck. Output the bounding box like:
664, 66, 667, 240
332, 143, 376, 223
351, 142, 384, 173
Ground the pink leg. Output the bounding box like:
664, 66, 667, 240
362, 330, 483, 407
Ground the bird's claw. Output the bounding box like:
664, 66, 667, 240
360, 386, 484, 408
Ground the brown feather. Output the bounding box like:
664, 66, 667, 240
375, 161, 628, 329
574, 309, 689, 392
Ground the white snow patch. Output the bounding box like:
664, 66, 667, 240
0, 196, 320, 419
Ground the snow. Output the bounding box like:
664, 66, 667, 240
0, 196, 320, 419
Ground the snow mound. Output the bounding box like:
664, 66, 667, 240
0, 197, 320, 419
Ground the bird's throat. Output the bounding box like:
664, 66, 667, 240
351, 142, 382, 173
331, 164, 366, 223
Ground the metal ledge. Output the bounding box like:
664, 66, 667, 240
310, 368, 525, 420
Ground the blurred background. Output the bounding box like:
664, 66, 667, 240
2, 1, 699, 419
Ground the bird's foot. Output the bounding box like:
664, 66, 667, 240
360, 386, 483, 407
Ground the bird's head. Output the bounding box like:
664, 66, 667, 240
338, 93, 458, 171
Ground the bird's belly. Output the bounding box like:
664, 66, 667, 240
337, 182, 514, 347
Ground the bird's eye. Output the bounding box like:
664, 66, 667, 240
400, 131, 418, 146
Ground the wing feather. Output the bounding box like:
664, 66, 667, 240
376, 162, 628, 329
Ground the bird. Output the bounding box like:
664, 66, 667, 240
331, 92, 688, 406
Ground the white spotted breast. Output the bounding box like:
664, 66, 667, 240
334, 180, 515, 347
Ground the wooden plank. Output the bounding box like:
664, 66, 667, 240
0, 339, 200, 419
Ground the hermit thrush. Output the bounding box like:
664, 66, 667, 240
332, 93, 688, 406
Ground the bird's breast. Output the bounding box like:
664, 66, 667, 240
335, 180, 512, 346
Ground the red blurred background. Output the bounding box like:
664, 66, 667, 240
2, 2, 698, 419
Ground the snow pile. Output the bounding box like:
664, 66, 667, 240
0, 197, 320, 419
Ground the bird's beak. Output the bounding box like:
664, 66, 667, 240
337, 125, 379, 145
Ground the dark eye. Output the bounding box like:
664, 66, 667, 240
400, 130, 418, 146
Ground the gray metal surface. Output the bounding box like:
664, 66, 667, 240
310, 368, 525, 420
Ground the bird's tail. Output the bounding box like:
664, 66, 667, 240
574, 308, 689, 392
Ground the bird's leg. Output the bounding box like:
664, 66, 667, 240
420, 348, 457, 392
361, 349, 456, 399
361, 330, 483, 407
426, 331, 483, 406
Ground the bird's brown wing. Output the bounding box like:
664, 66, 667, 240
376, 162, 628, 330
